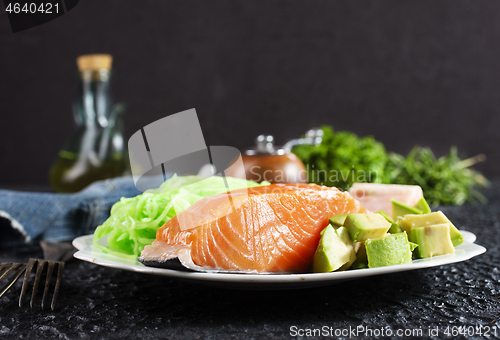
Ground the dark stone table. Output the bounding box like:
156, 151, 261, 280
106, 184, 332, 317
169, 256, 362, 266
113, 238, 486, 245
1, 184, 499, 339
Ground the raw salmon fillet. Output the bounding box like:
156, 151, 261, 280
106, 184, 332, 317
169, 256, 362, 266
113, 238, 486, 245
140, 183, 365, 273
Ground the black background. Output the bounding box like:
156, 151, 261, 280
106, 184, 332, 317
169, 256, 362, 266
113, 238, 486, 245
1, 0, 499, 186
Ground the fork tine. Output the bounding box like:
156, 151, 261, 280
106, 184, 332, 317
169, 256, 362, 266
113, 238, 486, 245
1, 263, 19, 281
17, 259, 65, 310
30, 260, 47, 309
41, 262, 55, 310
0, 264, 27, 298
0, 262, 11, 272
19, 259, 36, 307
51, 262, 64, 310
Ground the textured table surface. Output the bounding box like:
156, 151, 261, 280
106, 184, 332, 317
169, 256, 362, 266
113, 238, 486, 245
1, 184, 499, 339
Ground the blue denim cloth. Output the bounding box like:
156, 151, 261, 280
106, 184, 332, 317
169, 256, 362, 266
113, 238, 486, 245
0, 176, 160, 248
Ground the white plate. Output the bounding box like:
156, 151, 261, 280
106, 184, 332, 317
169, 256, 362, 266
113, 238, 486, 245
73, 231, 486, 290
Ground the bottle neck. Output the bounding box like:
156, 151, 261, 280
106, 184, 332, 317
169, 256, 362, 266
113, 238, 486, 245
80, 69, 110, 82
76, 69, 113, 127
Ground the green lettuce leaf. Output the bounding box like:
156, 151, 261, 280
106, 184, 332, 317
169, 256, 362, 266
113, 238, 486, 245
93, 175, 268, 259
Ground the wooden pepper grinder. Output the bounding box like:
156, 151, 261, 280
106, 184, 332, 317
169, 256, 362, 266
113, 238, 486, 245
226, 130, 323, 184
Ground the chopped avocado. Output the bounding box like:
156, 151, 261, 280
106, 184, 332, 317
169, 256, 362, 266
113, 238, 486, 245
392, 199, 423, 221
344, 213, 391, 243
352, 241, 367, 268
377, 210, 403, 234
365, 233, 413, 268
414, 197, 431, 214
334, 227, 357, 270
410, 224, 455, 258
313, 226, 356, 273
376, 210, 394, 223
409, 242, 418, 252
388, 223, 403, 234
397, 211, 464, 247
353, 241, 366, 259
329, 214, 348, 227
351, 262, 368, 269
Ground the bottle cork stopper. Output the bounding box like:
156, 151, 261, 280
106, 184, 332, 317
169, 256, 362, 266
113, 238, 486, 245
77, 54, 113, 72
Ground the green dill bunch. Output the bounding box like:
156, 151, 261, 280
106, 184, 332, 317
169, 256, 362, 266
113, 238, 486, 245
292, 126, 388, 191
383, 146, 489, 206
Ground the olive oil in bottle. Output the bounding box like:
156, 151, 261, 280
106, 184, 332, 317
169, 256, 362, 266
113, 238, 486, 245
49, 54, 128, 193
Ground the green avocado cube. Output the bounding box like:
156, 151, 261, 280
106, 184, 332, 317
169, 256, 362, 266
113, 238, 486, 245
376, 210, 394, 224
313, 226, 356, 273
329, 214, 348, 228
397, 211, 464, 247
392, 199, 423, 221
365, 233, 413, 268
332, 226, 356, 270
350, 262, 368, 269
377, 210, 403, 234
410, 224, 455, 258
388, 223, 403, 234
414, 197, 432, 214
352, 241, 367, 268
344, 213, 391, 243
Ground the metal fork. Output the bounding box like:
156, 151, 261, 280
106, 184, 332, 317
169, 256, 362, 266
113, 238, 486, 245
18, 259, 64, 310
0, 262, 27, 299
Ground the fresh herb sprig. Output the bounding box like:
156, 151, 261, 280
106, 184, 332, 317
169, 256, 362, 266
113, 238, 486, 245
292, 126, 388, 190
382, 146, 489, 206
292, 126, 489, 206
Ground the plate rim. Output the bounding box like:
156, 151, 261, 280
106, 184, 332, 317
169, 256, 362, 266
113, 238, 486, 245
72, 231, 486, 284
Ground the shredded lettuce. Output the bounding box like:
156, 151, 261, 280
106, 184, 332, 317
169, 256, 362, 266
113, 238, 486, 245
93, 175, 268, 259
